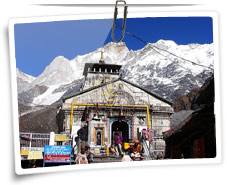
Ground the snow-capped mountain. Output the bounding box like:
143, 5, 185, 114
121, 40, 213, 99
17, 69, 36, 93
32, 56, 75, 86
17, 40, 214, 106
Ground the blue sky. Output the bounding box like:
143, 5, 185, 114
14, 17, 213, 77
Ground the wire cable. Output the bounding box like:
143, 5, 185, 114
115, 24, 214, 72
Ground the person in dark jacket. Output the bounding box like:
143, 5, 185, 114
77, 123, 88, 152
77, 125, 88, 142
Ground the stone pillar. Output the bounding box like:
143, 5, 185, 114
131, 115, 136, 141
49, 132, 55, 145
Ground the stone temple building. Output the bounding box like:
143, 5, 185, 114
59, 51, 174, 157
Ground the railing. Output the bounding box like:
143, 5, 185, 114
20, 132, 71, 148
20, 132, 50, 148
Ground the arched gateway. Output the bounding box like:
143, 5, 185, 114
111, 120, 129, 144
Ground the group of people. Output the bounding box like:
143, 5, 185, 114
73, 125, 148, 164
109, 132, 144, 161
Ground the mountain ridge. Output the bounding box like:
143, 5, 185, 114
17, 40, 214, 107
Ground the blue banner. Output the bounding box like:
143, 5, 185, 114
44, 145, 72, 163
44, 145, 72, 155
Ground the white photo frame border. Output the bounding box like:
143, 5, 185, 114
8, 10, 221, 175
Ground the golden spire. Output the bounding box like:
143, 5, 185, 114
99, 49, 105, 64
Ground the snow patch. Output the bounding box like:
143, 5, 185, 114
33, 85, 66, 105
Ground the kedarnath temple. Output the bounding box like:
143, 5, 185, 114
59, 50, 174, 158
